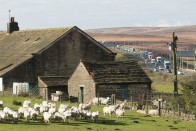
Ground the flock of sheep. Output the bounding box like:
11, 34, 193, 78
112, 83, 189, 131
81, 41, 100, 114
0, 97, 128, 124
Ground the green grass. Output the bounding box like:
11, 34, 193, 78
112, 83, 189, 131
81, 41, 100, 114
0, 96, 196, 131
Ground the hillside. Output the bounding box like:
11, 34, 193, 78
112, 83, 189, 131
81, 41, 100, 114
86, 25, 196, 52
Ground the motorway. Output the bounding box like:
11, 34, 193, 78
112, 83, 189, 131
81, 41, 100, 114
102, 43, 195, 77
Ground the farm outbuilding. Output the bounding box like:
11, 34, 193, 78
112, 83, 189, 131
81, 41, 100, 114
38, 76, 69, 100
68, 60, 152, 103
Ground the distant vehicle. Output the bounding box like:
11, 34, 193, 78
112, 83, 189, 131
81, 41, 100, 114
151, 59, 156, 63
177, 70, 184, 75
156, 56, 162, 62
166, 68, 172, 73
164, 60, 171, 69
145, 59, 150, 62
158, 66, 164, 70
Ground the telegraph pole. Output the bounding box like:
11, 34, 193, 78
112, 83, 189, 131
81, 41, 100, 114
171, 32, 178, 97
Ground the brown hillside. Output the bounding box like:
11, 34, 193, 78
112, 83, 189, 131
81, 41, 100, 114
86, 26, 196, 51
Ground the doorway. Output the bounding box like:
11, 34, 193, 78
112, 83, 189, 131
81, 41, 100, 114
79, 85, 84, 103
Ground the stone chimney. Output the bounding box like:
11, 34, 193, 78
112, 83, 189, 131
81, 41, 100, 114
7, 17, 19, 34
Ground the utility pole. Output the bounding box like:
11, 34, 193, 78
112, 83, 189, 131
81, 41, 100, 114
171, 32, 178, 97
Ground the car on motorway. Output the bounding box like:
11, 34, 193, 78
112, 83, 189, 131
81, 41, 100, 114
144, 59, 150, 62
158, 66, 164, 70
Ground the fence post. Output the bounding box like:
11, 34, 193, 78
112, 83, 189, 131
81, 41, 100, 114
178, 104, 180, 117
78, 92, 79, 103
158, 100, 161, 116
44, 89, 46, 101
97, 93, 99, 106
131, 96, 133, 107
146, 90, 149, 115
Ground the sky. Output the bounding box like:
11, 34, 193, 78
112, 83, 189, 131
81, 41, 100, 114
0, 0, 196, 30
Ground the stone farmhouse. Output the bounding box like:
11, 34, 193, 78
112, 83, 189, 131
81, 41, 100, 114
0, 17, 151, 101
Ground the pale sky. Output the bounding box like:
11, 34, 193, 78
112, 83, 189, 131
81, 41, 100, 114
0, 0, 196, 30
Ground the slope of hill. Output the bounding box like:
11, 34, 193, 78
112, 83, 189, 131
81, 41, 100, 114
86, 25, 196, 44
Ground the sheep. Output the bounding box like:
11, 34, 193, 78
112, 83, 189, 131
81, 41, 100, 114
79, 101, 92, 111
11, 111, 19, 123
23, 100, 31, 108
85, 111, 92, 120
48, 102, 56, 108
70, 107, 81, 120
30, 109, 39, 121
18, 106, 26, 118
136, 109, 147, 115
115, 109, 125, 119
3, 107, 11, 114
24, 110, 30, 121
148, 109, 159, 116
92, 97, 101, 105
103, 106, 116, 116
53, 112, 63, 122
0, 110, 6, 122
62, 110, 72, 122
91, 111, 99, 122
100, 97, 110, 105
119, 100, 128, 110
48, 107, 56, 115
43, 112, 52, 124
34, 103, 41, 111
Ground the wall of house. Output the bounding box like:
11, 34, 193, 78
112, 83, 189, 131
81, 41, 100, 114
68, 62, 96, 103
34, 28, 116, 77
97, 83, 151, 101
2, 59, 35, 89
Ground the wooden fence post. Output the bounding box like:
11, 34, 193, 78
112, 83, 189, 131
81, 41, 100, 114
158, 100, 161, 116
97, 93, 99, 106
146, 91, 149, 115
178, 104, 180, 117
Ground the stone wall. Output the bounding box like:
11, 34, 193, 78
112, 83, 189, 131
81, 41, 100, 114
2, 59, 35, 89
68, 62, 96, 103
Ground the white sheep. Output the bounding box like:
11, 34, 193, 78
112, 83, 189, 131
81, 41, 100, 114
115, 109, 125, 119
34, 103, 41, 111
49, 107, 56, 115
92, 97, 101, 105
18, 106, 29, 118
136, 109, 147, 115
62, 110, 72, 122
23, 100, 31, 108
91, 111, 99, 122
0, 110, 6, 122
8, 110, 19, 123
79, 101, 92, 110
43, 112, 52, 124
58, 104, 68, 114
119, 100, 128, 110
53, 112, 62, 122
103, 106, 116, 116
148, 109, 159, 116
24, 110, 30, 121
100, 97, 110, 105
30, 109, 39, 121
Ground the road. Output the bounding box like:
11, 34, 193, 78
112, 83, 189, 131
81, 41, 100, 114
102, 42, 195, 77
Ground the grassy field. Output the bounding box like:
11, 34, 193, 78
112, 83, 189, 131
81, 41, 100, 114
0, 96, 196, 131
